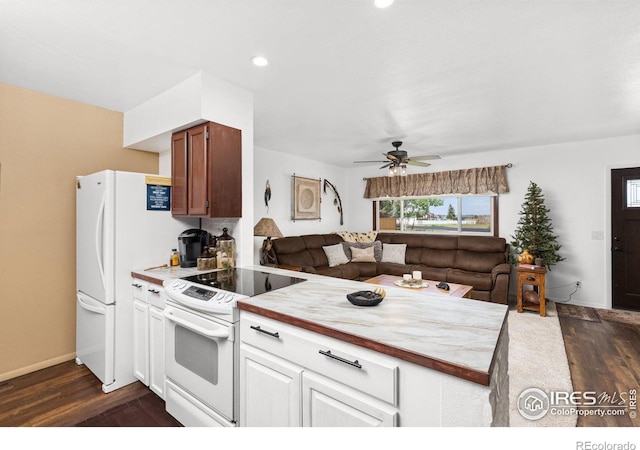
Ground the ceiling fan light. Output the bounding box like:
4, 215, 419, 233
400, 165, 407, 176
251, 55, 269, 67
374, 0, 394, 8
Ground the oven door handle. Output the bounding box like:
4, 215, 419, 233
164, 310, 230, 340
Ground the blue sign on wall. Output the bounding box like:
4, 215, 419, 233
147, 184, 171, 211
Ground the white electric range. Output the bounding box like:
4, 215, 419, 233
163, 267, 305, 426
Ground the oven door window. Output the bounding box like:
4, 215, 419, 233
175, 325, 219, 385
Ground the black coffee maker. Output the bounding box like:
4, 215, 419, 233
178, 229, 211, 268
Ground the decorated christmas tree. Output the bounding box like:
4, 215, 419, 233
511, 181, 564, 267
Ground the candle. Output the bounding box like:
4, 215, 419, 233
403, 274, 412, 282
412, 271, 422, 281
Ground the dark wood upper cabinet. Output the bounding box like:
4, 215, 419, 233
171, 121, 242, 218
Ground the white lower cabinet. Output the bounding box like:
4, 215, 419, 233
302, 371, 397, 427
240, 345, 302, 426
239, 311, 399, 427
148, 305, 166, 398
132, 279, 166, 399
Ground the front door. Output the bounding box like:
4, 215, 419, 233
611, 167, 640, 311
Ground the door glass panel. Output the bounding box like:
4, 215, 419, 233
627, 179, 640, 208
175, 325, 218, 384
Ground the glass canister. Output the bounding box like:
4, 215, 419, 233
197, 246, 215, 271
217, 227, 235, 269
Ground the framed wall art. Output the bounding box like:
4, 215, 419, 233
292, 175, 321, 221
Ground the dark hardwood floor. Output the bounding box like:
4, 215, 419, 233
0, 303, 638, 427
557, 304, 640, 427
0, 361, 180, 427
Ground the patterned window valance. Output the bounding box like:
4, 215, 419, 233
363, 165, 509, 199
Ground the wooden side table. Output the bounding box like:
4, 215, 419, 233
516, 265, 547, 317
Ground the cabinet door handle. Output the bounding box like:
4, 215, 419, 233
132, 283, 142, 288
319, 350, 362, 369
250, 325, 280, 339
526, 276, 536, 282
148, 288, 160, 294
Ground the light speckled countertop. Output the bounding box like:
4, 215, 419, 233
237, 265, 508, 386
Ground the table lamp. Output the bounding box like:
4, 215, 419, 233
253, 217, 283, 266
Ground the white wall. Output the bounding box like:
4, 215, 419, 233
125, 71, 254, 267
252, 146, 351, 264
344, 134, 640, 309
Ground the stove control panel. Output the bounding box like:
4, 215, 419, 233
163, 279, 248, 315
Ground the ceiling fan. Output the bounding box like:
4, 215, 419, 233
353, 141, 441, 174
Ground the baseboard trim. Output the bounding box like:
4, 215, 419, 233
0, 352, 76, 382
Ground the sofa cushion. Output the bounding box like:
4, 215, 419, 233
315, 263, 360, 280
342, 241, 382, 261
323, 243, 349, 267
272, 236, 314, 267
350, 246, 377, 262
381, 243, 406, 264
455, 236, 507, 273
447, 269, 494, 291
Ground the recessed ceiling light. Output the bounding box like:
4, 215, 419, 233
252, 56, 269, 67
374, 0, 394, 8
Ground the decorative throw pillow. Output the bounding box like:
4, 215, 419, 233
350, 246, 377, 263
342, 241, 383, 262
381, 243, 407, 264
322, 243, 349, 267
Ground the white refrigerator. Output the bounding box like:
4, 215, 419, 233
76, 170, 194, 393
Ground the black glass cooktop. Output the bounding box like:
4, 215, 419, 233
182, 267, 306, 297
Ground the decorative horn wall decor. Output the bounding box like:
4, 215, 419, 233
291, 174, 321, 221
323, 179, 343, 225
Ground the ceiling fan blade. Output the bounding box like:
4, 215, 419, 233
406, 160, 431, 167
379, 163, 392, 169
353, 160, 388, 164
410, 154, 441, 161
386, 153, 398, 161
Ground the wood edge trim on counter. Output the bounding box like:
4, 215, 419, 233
237, 301, 491, 386
486, 309, 510, 381
131, 272, 164, 285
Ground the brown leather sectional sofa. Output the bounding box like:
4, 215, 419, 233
270, 233, 511, 304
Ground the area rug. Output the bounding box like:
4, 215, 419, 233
596, 308, 640, 326
508, 301, 577, 427
556, 303, 601, 322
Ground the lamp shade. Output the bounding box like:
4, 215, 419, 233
253, 217, 283, 238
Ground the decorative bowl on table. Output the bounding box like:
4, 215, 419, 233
346, 290, 384, 307
393, 279, 429, 289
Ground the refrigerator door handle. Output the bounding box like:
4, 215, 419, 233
95, 192, 106, 291
77, 292, 106, 315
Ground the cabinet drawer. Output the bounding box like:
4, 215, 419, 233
241, 313, 398, 405
146, 283, 167, 309
131, 280, 148, 302
519, 272, 544, 285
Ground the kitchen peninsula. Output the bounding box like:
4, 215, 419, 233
237, 266, 509, 427
132, 265, 509, 427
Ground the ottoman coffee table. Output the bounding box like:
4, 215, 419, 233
364, 274, 473, 299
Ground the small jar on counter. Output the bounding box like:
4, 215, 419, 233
170, 249, 180, 267
217, 228, 235, 269
197, 246, 215, 271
